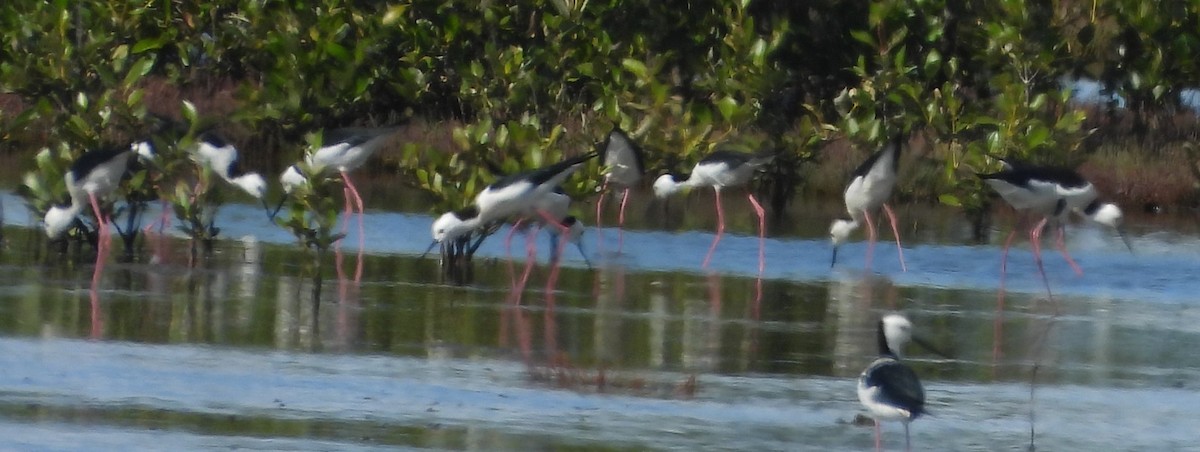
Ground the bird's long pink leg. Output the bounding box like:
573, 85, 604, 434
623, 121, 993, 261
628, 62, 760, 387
863, 209, 877, 270
341, 171, 367, 281
516, 226, 538, 298
87, 192, 109, 340
747, 193, 766, 275
873, 419, 881, 451
701, 189, 724, 270
1053, 225, 1083, 277
617, 188, 631, 253
882, 203, 907, 272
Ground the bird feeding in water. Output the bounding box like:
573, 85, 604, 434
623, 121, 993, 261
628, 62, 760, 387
594, 127, 646, 254
858, 314, 942, 452
653, 149, 773, 273
191, 130, 269, 211
425, 152, 599, 260
45, 142, 156, 282
978, 160, 1130, 279
831, 134, 907, 272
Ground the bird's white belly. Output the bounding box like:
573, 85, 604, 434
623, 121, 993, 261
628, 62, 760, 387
476, 182, 536, 222
857, 381, 913, 423
844, 177, 895, 213
985, 180, 1059, 213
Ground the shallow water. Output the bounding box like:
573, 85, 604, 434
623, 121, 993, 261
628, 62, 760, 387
1, 190, 1199, 450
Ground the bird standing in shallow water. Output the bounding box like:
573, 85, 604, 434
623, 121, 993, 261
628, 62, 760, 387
307, 128, 398, 257
858, 314, 938, 452
654, 149, 773, 273
595, 127, 645, 254
45, 142, 155, 286
831, 135, 906, 272
978, 160, 1129, 284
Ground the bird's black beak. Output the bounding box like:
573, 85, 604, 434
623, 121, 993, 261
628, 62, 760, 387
1117, 226, 1134, 254
912, 335, 952, 359
573, 239, 592, 269
269, 194, 289, 220
420, 240, 438, 258
830, 246, 839, 268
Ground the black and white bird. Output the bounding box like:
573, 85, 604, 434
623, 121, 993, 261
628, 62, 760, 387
979, 160, 1129, 278
45, 142, 156, 240
45, 142, 156, 279
427, 152, 599, 255
594, 127, 645, 253
191, 131, 268, 209
653, 149, 773, 272
858, 314, 937, 452
830, 135, 906, 272
307, 127, 399, 251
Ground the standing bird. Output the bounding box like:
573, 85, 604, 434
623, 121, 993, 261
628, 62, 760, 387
830, 135, 906, 272
306, 127, 399, 255
979, 161, 1129, 279
595, 127, 646, 254
858, 314, 937, 452
653, 149, 773, 272
45, 142, 156, 277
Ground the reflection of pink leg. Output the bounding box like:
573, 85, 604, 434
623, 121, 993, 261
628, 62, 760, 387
1030, 217, 1053, 299
747, 193, 766, 275
617, 188, 631, 253
1054, 225, 1083, 276
882, 204, 907, 272
701, 189, 724, 270
863, 210, 877, 270
545, 229, 569, 294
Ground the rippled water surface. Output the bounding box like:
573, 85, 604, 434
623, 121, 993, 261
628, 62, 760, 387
1, 190, 1199, 451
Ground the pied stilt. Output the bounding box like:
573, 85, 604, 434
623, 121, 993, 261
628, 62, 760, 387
307, 127, 399, 254
45, 142, 155, 277
979, 161, 1129, 279
858, 314, 939, 451
653, 149, 773, 272
831, 135, 906, 272
426, 152, 599, 257
595, 127, 645, 253
192, 131, 268, 210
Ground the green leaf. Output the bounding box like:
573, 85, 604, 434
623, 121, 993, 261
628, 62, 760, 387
621, 58, 648, 79
124, 57, 155, 86
715, 96, 738, 122
132, 37, 166, 54
938, 194, 961, 207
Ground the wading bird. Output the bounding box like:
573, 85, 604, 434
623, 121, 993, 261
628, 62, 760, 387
830, 135, 906, 272
979, 161, 1129, 280
653, 149, 773, 272
595, 127, 645, 253
858, 314, 938, 452
45, 142, 156, 278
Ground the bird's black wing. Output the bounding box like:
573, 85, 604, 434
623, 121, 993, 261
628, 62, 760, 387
851, 135, 903, 179
865, 361, 926, 418
490, 152, 599, 189
70, 146, 132, 179
977, 165, 1088, 190
600, 127, 645, 175
324, 127, 398, 147
699, 149, 753, 167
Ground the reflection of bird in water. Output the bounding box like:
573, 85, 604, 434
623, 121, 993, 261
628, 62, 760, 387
595, 127, 646, 255
858, 314, 939, 452
653, 149, 773, 272
831, 135, 906, 272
